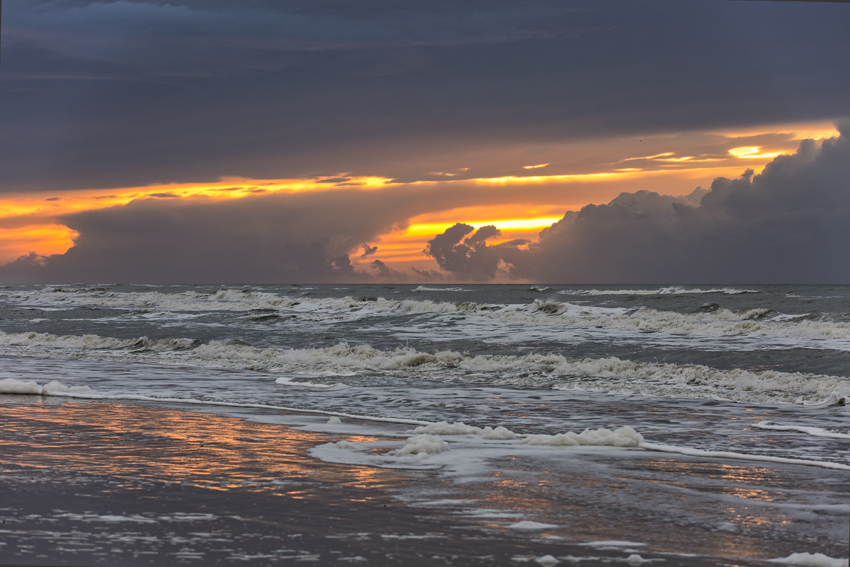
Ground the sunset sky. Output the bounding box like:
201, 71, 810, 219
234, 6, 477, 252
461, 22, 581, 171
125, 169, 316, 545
1, 0, 848, 283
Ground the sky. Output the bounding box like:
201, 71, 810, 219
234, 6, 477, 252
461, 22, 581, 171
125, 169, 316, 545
0, 0, 848, 283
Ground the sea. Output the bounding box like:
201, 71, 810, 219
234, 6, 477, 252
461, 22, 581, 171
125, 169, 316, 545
0, 283, 848, 565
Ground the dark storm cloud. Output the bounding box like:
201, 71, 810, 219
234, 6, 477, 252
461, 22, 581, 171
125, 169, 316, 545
427, 129, 850, 283
425, 224, 521, 280
1, 0, 848, 191
4, 128, 849, 284
369, 259, 408, 281
0, 187, 430, 283
0, 177, 551, 283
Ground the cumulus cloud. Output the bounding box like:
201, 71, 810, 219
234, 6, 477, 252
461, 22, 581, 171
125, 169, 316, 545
0, 175, 599, 284
425, 224, 504, 280
370, 259, 408, 281
4, 130, 848, 284
428, 129, 850, 283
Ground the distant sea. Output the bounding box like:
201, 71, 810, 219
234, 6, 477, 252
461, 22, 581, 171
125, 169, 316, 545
1, 283, 848, 564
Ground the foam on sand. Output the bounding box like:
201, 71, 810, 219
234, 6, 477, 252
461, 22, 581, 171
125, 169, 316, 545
389, 434, 450, 456
523, 426, 643, 447
0, 378, 42, 395
413, 421, 516, 440
769, 553, 849, 567
0, 378, 91, 395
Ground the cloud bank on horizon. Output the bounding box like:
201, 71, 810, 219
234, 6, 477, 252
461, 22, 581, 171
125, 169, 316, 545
0, 0, 849, 283
428, 127, 850, 283
2, 127, 848, 284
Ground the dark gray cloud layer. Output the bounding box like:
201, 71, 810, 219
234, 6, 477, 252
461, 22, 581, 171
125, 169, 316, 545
425, 128, 850, 283
1, 0, 849, 191
0, 188, 426, 283
0, 178, 541, 283
6, 128, 847, 284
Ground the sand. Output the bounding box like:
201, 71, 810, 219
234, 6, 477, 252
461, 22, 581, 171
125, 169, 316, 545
0, 396, 746, 566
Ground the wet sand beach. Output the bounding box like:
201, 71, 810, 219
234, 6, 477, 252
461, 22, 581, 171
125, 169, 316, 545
1, 396, 842, 566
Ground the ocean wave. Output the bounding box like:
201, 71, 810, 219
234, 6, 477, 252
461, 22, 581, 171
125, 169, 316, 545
0, 331, 200, 352
1, 331, 847, 404
557, 287, 760, 296
5, 288, 849, 343
491, 300, 850, 342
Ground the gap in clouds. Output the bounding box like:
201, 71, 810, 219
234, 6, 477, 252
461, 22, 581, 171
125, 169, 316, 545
0, 127, 847, 284
425, 127, 850, 284
0, 122, 837, 266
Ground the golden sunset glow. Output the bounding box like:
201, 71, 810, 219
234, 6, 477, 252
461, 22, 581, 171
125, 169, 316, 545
716, 120, 840, 141
0, 176, 399, 262
0, 225, 79, 264
0, 176, 396, 220
473, 164, 754, 186
405, 217, 563, 235
729, 146, 783, 159
354, 206, 568, 267
0, 122, 842, 269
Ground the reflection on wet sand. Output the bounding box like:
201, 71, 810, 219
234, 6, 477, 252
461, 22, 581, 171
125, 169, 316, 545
418, 452, 847, 561
1, 396, 847, 565
0, 397, 398, 495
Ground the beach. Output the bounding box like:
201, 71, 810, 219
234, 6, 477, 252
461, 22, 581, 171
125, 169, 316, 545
0, 284, 848, 565
2, 396, 844, 566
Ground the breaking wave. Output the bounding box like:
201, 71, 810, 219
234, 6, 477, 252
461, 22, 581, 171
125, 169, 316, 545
4, 287, 849, 344
558, 287, 759, 296
1, 330, 847, 404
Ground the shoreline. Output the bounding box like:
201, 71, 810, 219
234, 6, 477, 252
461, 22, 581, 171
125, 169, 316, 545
0, 396, 772, 567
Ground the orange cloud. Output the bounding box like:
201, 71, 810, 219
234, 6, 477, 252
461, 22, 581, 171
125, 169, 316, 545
0, 225, 79, 264
2, 121, 841, 270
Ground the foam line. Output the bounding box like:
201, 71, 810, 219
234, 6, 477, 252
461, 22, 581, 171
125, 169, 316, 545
48, 391, 431, 426
753, 421, 850, 439
639, 442, 850, 471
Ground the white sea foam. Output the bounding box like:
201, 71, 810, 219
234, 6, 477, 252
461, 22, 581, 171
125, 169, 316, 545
493, 299, 850, 344
388, 434, 450, 456
274, 376, 341, 389
800, 392, 847, 408
638, 442, 850, 471
507, 521, 559, 530
0, 378, 91, 395
2, 330, 848, 403
523, 426, 643, 447
413, 421, 516, 440
413, 286, 472, 292
4, 287, 848, 345
0, 331, 199, 352
558, 287, 759, 296
769, 553, 848, 567
753, 421, 850, 439
0, 378, 42, 395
